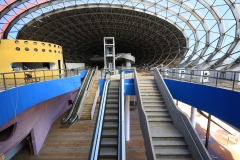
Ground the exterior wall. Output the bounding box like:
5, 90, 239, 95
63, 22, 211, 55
0, 71, 87, 156
0, 89, 78, 155
164, 79, 240, 130
0, 39, 64, 78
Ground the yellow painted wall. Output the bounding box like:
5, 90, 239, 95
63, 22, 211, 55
0, 39, 64, 78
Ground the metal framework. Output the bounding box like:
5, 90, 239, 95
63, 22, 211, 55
0, 0, 240, 70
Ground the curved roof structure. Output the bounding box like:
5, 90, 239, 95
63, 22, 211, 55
0, 0, 240, 70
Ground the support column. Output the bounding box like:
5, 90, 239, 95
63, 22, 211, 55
205, 114, 211, 149
125, 96, 130, 141
190, 107, 197, 128
125, 53, 132, 68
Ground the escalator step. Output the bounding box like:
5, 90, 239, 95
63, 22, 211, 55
105, 110, 118, 114
104, 115, 118, 121
99, 147, 118, 158
103, 122, 118, 128
102, 129, 118, 137
101, 138, 118, 146
106, 100, 119, 104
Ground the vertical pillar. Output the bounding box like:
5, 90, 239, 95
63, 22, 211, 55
205, 114, 211, 149
125, 53, 132, 68
190, 107, 197, 128
125, 96, 130, 141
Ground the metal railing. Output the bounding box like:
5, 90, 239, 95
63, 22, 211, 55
154, 68, 211, 159
118, 71, 126, 160
159, 68, 240, 92
101, 67, 135, 78
89, 72, 110, 160
0, 67, 86, 91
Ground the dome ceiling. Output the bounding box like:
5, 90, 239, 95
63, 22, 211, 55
1, 0, 240, 70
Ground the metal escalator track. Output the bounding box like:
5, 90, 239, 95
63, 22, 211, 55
99, 80, 119, 159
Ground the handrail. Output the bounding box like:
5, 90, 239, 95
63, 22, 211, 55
118, 71, 126, 160
154, 68, 211, 160
61, 69, 92, 125
91, 86, 99, 119
68, 68, 96, 124
88, 78, 110, 160
0, 67, 86, 91
133, 68, 156, 160
158, 68, 240, 91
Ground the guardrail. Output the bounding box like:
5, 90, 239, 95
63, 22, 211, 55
101, 67, 135, 78
0, 67, 86, 91
118, 71, 126, 160
154, 68, 211, 159
159, 68, 240, 92
133, 68, 155, 160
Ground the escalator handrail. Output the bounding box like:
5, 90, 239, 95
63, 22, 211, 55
68, 68, 96, 124
61, 69, 91, 124
88, 79, 110, 160
118, 71, 126, 160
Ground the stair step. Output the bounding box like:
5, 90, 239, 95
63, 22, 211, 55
144, 108, 168, 112
139, 83, 157, 86
145, 111, 170, 117
140, 91, 160, 94
143, 101, 165, 105
101, 138, 118, 147
141, 93, 161, 96
142, 97, 163, 101
148, 117, 172, 122
149, 122, 183, 138
156, 155, 192, 160
154, 148, 191, 156
99, 147, 117, 157
152, 137, 186, 146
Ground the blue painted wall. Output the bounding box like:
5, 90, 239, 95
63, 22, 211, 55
164, 79, 240, 129
124, 79, 135, 95
99, 78, 135, 95
0, 70, 87, 127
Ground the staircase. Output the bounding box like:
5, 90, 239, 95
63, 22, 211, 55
81, 70, 101, 120
138, 79, 192, 160
99, 80, 119, 159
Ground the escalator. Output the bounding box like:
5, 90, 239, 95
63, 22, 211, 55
89, 71, 125, 160
99, 80, 119, 159
61, 68, 95, 125
134, 68, 211, 160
